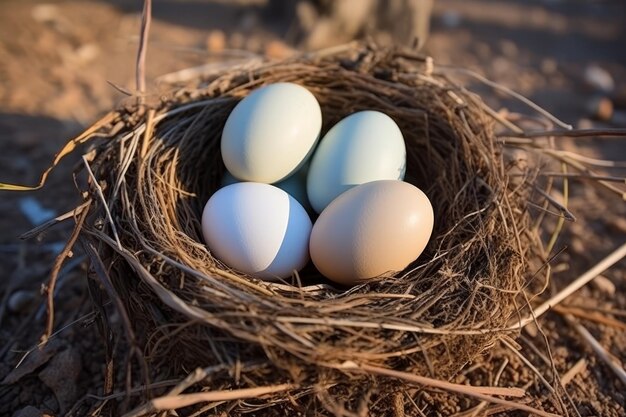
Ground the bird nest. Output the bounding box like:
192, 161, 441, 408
33, 44, 574, 415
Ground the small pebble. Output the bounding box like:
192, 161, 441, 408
541, 58, 558, 75
74, 43, 99, 64
584, 64, 615, 93
441, 11, 462, 28
264, 40, 294, 59
229, 32, 245, 50
499, 39, 518, 58
206, 30, 226, 52
31, 4, 59, 23
586, 96, 613, 121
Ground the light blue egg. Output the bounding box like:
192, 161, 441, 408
220, 163, 312, 214
307, 111, 406, 213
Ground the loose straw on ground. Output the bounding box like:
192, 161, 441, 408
562, 314, 626, 386
510, 241, 626, 330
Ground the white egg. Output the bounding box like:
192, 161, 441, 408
201, 182, 312, 280
307, 110, 406, 213
221, 82, 322, 183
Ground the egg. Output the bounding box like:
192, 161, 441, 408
202, 182, 312, 280
220, 163, 312, 212
273, 164, 312, 213
309, 180, 434, 286
221, 82, 322, 183
307, 110, 406, 213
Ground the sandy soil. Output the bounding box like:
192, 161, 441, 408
1, 0, 625, 416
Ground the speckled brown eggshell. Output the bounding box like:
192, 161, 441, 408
309, 180, 434, 286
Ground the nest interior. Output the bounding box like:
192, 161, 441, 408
77, 45, 539, 414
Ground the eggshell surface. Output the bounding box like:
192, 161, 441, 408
202, 182, 312, 280
310, 180, 434, 286
307, 110, 406, 213
221, 83, 322, 183
220, 163, 312, 213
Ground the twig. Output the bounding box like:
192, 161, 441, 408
532, 182, 575, 222
546, 163, 568, 253
20, 201, 91, 240
339, 362, 558, 417
165, 364, 234, 396
464, 359, 509, 417
437, 66, 573, 130
562, 314, 626, 386
560, 358, 587, 386
544, 149, 626, 169
41, 201, 90, 342
506, 128, 626, 139
136, 0, 152, 102
562, 305, 626, 318
540, 149, 626, 199
344, 362, 526, 396
554, 305, 626, 331
13, 305, 103, 369
82, 156, 122, 249
122, 384, 296, 417
534, 172, 626, 183
510, 241, 626, 330
500, 338, 555, 394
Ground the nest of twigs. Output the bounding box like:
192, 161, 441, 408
55, 44, 571, 415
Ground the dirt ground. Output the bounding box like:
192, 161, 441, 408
1, 0, 625, 416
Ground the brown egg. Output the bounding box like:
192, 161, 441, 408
309, 180, 434, 286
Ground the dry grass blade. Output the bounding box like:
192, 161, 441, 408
341, 362, 524, 397
123, 384, 296, 417
560, 358, 587, 387
437, 66, 573, 129
510, 241, 626, 330
500, 338, 555, 395
554, 305, 626, 331
19, 202, 91, 240
562, 314, 626, 386
510, 128, 626, 139
340, 363, 558, 417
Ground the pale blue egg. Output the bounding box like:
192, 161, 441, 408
307, 111, 406, 213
